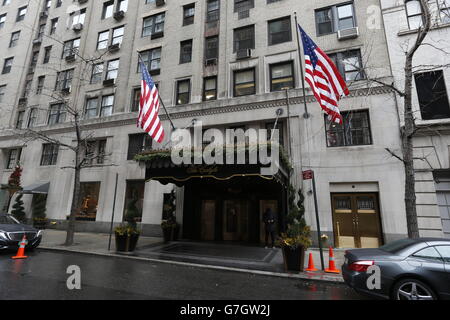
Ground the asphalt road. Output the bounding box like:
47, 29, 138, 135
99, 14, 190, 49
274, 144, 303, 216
0, 250, 367, 300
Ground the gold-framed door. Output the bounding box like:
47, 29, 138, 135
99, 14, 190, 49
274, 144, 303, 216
331, 193, 383, 248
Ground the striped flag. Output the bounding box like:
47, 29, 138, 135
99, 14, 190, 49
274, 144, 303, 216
298, 25, 349, 124
137, 59, 165, 143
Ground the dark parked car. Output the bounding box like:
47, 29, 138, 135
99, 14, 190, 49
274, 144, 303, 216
342, 238, 450, 300
0, 214, 43, 251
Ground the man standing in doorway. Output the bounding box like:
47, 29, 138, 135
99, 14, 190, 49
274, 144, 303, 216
263, 208, 276, 249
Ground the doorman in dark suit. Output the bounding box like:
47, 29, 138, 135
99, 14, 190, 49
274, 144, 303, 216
263, 208, 276, 248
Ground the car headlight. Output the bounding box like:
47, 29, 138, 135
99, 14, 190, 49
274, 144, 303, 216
0, 231, 8, 240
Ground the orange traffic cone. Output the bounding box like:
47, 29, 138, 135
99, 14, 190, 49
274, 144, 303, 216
325, 246, 340, 273
305, 252, 318, 272
12, 235, 28, 260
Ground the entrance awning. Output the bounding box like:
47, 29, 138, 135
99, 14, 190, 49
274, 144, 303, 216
21, 182, 50, 194
135, 145, 291, 188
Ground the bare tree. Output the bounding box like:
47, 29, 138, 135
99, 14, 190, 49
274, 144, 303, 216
14, 28, 115, 246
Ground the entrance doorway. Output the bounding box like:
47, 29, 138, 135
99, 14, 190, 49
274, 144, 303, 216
331, 193, 383, 248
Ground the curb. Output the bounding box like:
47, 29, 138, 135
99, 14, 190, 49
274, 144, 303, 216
38, 246, 344, 284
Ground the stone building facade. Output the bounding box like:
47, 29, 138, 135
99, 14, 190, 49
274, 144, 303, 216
0, 0, 426, 247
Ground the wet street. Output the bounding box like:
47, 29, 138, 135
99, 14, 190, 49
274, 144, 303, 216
0, 250, 366, 300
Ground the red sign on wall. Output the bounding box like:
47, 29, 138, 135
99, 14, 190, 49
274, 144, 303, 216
302, 170, 314, 180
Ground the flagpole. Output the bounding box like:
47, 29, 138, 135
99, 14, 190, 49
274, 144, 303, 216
294, 13, 310, 119
137, 51, 176, 131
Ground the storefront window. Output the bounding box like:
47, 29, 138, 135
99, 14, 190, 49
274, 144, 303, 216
76, 182, 101, 221
124, 180, 145, 223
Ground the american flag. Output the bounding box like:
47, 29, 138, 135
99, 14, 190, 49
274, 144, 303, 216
298, 25, 349, 124
137, 59, 165, 143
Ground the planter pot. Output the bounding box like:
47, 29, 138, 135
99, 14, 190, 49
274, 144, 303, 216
115, 233, 140, 252
162, 227, 172, 243
282, 245, 306, 272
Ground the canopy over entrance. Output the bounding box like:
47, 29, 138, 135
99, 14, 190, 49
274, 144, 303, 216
21, 182, 50, 194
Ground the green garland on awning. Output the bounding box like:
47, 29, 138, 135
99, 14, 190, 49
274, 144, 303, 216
134, 142, 293, 172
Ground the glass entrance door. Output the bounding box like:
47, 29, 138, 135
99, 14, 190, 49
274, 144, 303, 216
332, 193, 383, 248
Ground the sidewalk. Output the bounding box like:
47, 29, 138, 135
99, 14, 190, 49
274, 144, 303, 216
39, 229, 344, 283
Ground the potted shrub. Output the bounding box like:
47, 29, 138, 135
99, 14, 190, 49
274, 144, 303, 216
114, 199, 141, 252
277, 187, 312, 272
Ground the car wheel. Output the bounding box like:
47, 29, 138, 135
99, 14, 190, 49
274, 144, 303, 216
392, 278, 437, 300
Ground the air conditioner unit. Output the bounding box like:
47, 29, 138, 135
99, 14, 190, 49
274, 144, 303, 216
337, 27, 359, 40
72, 23, 83, 32
61, 87, 71, 95
151, 31, 164, 40
108, 43, 120, 52
103, 79, 115, 87
65, 54, 76, 62
155, 0, 165, 7
40, 11, 48, 19
33, 38, 42, 45
113, 10, 125, 21
236, 48, 251, 60
18, 98, 27, 106
205, 58, 218, 66
149, 69, 160, 76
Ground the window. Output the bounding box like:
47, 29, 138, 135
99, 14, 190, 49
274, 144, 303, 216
100, 95, 114, 117
112, 26, 124, 46
97, 31, 109, 50
203, 76, 217, 101
62, 38, 80, 58
234, 68, 255, 97
268, 16, 291, 45
16, 111, 24, 129
176, 79, 190, 105
0, 14, 6, 29
205, 36, 219, 61
37, 23, 45, 39
16, 6, 27, 22
29, 51, 39, 74
6, 148, 21, 169
127, 133, 152, 160
70, 8, 85, 27
415, 70, 450, 120
270, 61, 294, 91
0, 85, 5, 102
118, 0, 128, 12
27, 108, 38, 128
50, 18, 58, 34
2, 57, 13, 74
56, 0, 62, 8
180, 40, 193, 64
41, 143, 59, 166
44, 0, 51, 10
139, 48, 161, 73
315, 2, 356, 35
85, 98, 99, 119
48, 103, 66, 125
412, 247, 443, 261
406, 0, 423, 29
325, 110, 372, 147
85, 139, 107, 165
329, 50, 364, 82
131, 88, 141, 112
43, 46, 52, 63
439, 0, 450, 23
142, 13, 165, 37
91, 63, 104, 84
206, 0, 220, 22
106, 59, 119, 80
435, 246, 450, 263
23, 79, 32, 97
9, 31, 20, 47
76, 182, 100, 221
183, 3, 195, 26
233, 25, 255, 52
55, 69, 74, 91
102, 1, 114, 19
36, 76, 45, 94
